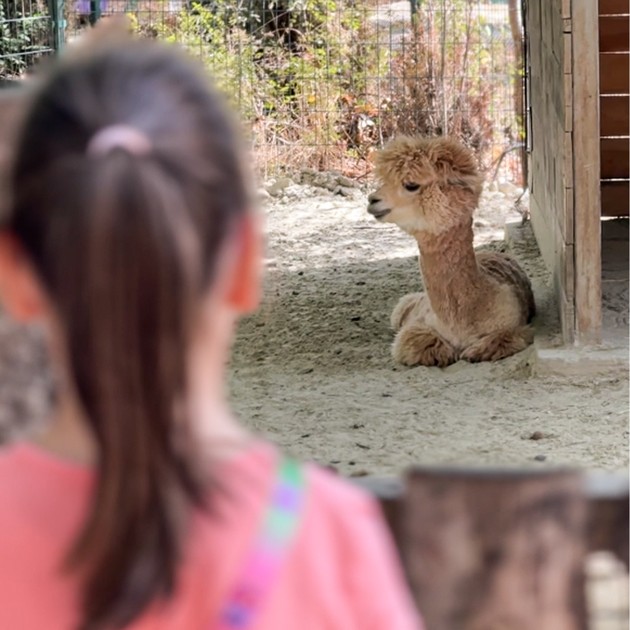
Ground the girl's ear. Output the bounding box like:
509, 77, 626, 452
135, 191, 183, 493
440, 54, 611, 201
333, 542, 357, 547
226, 213, 262, 315
0, 231, 48, 322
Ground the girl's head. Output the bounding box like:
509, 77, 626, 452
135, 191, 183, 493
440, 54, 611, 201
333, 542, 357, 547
0, 35, 260, 629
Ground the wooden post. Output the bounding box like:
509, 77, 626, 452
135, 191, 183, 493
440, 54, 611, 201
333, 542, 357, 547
572, 0, 602, 344
401, 468, 588, 630
508, 0, 526, 187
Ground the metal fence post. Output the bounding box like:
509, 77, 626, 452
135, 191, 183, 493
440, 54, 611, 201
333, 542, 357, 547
50, 0, 66, 52
89, 0, 101, 26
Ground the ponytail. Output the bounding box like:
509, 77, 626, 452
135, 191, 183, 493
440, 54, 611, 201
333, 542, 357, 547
61, 151, 205, 627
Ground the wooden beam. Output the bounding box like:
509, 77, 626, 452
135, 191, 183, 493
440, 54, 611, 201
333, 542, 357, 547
401, 468, 588, 630
601, 180, 630, 215
600, 95, 630, 135
563, 0, 572, 19
601, 137, 630, 178
600, 52, 630, 93
599, 0, 630, 15
599, 15, 630, 52
356, 471, 630, 566
572, 0, 603, 345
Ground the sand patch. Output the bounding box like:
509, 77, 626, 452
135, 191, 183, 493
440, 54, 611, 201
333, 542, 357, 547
230, 178, 628, 475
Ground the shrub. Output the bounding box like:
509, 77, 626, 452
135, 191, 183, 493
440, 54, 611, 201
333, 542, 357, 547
0, 0, 52, 79
125, 0, 521, 178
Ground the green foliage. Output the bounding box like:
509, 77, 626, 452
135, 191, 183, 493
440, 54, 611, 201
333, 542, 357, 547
146, 0, 374, 170
0, 0, 52, 79
130, 0, 520, 175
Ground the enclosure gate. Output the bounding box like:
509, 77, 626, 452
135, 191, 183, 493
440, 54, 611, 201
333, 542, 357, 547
525, 0, 630, 345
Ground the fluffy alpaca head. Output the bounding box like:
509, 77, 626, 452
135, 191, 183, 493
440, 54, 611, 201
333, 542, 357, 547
367, 135, 484, 234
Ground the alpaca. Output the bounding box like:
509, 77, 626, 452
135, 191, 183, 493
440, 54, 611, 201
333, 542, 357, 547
367, 135, 535, 367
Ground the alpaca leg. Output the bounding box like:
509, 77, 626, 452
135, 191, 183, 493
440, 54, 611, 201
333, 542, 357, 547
390, 292, 429, 331
392, 320, 458, 367
460, 326, 534, 363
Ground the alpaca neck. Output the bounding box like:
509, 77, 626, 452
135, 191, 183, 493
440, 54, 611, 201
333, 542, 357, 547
413, 220, 486, 323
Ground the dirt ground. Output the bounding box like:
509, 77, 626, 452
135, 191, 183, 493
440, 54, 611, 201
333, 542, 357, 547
229, 173, 629, 477
0, 173, 627, 475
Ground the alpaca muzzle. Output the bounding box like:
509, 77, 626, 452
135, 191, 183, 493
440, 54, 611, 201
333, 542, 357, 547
367, 194, 391, 220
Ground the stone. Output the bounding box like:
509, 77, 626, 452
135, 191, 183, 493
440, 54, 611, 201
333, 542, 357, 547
266, 176, 294, 196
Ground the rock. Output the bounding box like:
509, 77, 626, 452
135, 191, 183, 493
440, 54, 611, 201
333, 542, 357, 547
256, 188, 271, 201
300, 167, 318, 178
297, 171, 316, 186
534, 454, 547, 462
337, 175, 357, 188
266, 176, 294, 196
283, 184, 303, 199
335, 186, 356, 197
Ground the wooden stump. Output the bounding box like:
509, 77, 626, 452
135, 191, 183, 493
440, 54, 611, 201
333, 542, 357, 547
402, 468, 588, 630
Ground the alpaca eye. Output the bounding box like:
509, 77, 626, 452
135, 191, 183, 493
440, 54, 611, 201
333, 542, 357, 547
403, 182, 420, 192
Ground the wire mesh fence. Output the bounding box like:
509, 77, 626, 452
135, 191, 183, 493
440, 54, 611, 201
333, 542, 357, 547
61, 0, 526, 183
0, 0, 56, 81
1, 0, 526, 182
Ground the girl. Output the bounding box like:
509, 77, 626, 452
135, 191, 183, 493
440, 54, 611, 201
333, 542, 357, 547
0, 34, 422, 630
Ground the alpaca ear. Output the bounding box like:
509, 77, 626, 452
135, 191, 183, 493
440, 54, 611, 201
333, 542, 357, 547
434, 143, 482, 192
441, 168, 483, 193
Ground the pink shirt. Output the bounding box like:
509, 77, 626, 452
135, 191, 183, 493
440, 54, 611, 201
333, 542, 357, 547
0, 441, 422, 629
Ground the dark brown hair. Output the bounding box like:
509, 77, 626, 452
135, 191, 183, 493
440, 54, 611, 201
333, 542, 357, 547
8, 39, 249, 629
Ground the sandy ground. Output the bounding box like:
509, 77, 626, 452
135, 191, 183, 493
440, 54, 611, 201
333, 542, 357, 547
229, 174, 629, 476
0, 174, 627, 475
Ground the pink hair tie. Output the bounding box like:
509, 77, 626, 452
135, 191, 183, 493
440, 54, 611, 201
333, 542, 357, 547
87, 124, 151, 156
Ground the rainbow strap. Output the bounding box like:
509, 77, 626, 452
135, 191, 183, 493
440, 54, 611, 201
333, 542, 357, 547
215, 457, 306, 629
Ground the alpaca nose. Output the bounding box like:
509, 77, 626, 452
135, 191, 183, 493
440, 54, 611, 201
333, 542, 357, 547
367, 193, 391, 219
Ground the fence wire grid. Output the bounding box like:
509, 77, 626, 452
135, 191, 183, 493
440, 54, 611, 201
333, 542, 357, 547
0, 0, 55, 81
2, 0, 527, 183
